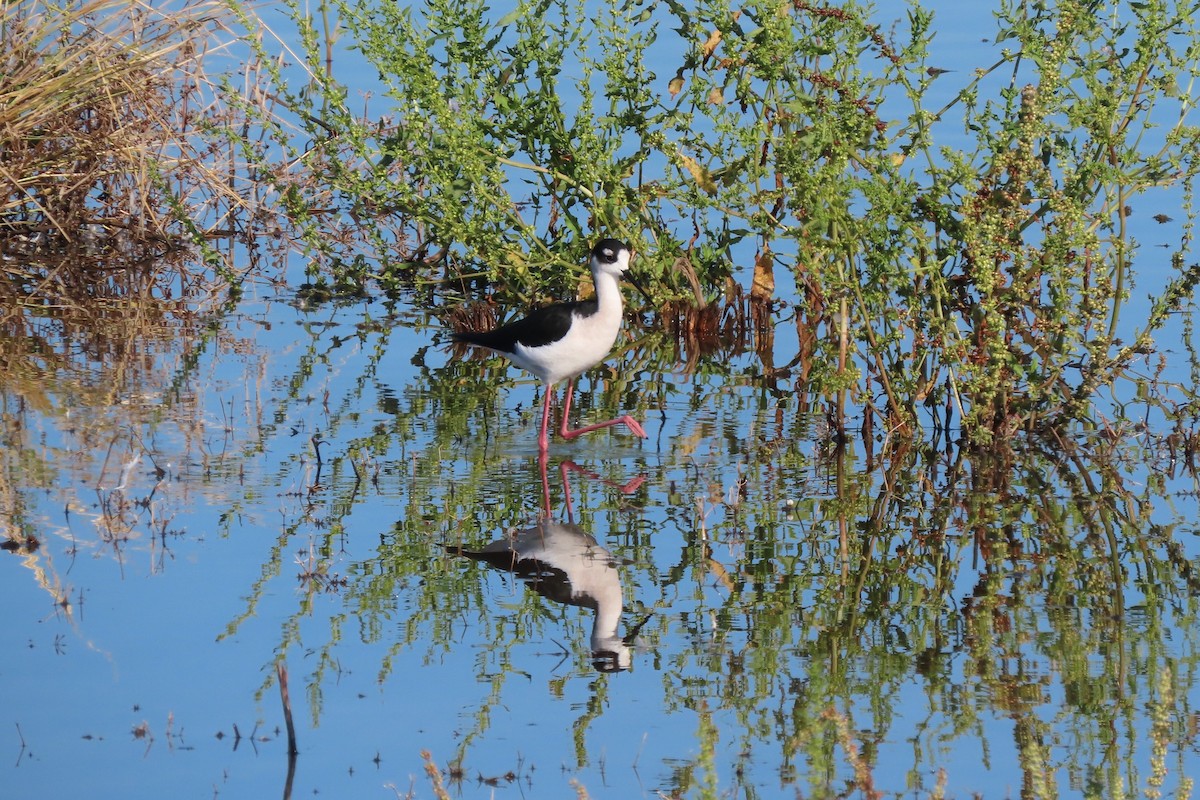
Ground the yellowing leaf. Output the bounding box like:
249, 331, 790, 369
707, 86, 724, 105
668, 75, 685, 98
702, 28, 722, 59
751, 248, 774, 301
678, 153, 717, 196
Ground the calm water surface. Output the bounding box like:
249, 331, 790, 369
2, 272, 1197, 799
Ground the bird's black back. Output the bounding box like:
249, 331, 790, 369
451, 298, 599, 354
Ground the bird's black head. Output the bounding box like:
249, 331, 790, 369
592, 238, 630, 268
590, 238, 651, 303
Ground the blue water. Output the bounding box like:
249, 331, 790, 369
4, 271, 1197, 797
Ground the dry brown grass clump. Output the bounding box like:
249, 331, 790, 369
0, 0, 259, 308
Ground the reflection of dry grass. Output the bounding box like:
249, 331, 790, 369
0, 299, 185, 406
662, 292, 775, 376
420, 750, 452, 800
295, 539, 347, 592
0, 540, 72, 617
0, 294, 266, 610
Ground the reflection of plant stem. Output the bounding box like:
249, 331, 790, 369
419, 750, 452, 800
14, 722, 26, 767
822, 707, 880, 800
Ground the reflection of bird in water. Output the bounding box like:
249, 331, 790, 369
449, 239, 648, 455
446, 519, 632, 672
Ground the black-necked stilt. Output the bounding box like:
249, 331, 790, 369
451, 239, 648, 454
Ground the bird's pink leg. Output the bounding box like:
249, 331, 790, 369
559, 460, 576, 522
537, 385, 555, 455
558, 379, 648, 443
561, 459, 647, 495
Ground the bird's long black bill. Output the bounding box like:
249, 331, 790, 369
626, 271, 653, 306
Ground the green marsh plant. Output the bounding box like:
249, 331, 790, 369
292, 0, 1200, 445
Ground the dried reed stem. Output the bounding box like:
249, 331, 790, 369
276, 661, 298, 757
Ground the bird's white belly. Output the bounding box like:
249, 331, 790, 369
513, 311, 621, 385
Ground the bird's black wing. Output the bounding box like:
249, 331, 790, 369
451, 301, 583, 353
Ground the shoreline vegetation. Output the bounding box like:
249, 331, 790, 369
1, 0, 254, 305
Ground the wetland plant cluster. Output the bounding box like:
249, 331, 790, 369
299, 0, 1200, 447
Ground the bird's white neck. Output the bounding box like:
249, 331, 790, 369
590, 265, 624, 317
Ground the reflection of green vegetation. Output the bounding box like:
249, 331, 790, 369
220, 305, 1197, 797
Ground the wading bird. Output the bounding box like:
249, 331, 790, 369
451, 239, 648, 454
